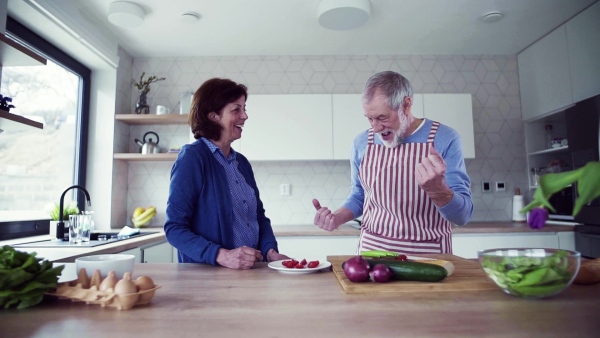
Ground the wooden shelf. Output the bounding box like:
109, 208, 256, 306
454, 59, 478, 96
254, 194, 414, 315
0, 33, 47, 67
0, 109, 43, 131
114, 153, 179, 161
115, 114, 189, 125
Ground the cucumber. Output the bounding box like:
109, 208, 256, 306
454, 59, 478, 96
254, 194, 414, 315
367, 259, 448, 282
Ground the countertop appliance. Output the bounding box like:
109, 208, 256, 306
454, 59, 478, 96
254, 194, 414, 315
565, 93, 600, 258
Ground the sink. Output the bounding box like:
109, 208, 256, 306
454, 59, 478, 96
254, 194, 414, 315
12, 231, 159, 248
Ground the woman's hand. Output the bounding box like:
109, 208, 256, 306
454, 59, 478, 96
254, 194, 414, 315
216, 246, 263, 270
266, 248, 290, 262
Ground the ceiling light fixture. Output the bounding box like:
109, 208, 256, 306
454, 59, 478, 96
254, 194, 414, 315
180, 12, 200, 24
482, 11, 504, 23
318, 0, 371, 31
108, 1, 145, 28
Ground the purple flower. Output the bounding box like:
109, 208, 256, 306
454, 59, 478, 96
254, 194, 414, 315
528, 208, 548, 229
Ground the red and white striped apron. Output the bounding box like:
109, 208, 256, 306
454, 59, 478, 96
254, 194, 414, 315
357, 121, 452, 255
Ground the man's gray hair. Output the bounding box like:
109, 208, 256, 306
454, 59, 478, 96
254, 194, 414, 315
362, 71, 413, 111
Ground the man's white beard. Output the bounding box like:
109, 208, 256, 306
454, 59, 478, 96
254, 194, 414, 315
380, 111, 409, 148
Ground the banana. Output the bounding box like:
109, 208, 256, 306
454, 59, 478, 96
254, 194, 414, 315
133, 206, 156, 222
132, 210, 156, 228
132, 207, 145, 218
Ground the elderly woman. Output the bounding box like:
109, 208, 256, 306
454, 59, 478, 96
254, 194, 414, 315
164, 78, 289, 269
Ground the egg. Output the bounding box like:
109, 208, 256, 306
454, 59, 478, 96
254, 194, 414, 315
99, 271, 118, 291
134, 275, 155, 291
114, 272, 137, 295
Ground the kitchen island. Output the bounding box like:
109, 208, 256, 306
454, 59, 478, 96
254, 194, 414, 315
3, 255, 599, 338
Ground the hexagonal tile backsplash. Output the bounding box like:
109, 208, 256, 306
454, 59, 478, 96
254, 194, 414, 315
117, 54, 527, 226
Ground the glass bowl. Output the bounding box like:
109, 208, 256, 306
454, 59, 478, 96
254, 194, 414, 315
478, 248, 580, 299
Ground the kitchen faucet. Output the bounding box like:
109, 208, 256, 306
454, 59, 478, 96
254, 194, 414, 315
56, 185, 92, 240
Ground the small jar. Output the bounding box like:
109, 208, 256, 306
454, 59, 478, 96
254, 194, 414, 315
531, 168, 541, 186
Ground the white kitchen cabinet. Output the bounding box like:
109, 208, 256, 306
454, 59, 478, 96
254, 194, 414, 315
276, 236, 360, 262
331, 93, 425, 160
118, 247, 142, 263
422, 94, 475, 158
566, 1, 600, 103
141, 240, 173, 263
518, 26, 573, 121
332, 94, 369, 160
241, 94, 333, 160
452, 232, 574, 259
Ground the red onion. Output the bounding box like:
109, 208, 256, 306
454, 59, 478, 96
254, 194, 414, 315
370, 264, 392, 283
343, 256, 371, 282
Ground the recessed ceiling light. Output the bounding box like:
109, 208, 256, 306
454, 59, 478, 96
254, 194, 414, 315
318, 0, 371, 31
108, 1, 145, 28
181, 12, 200, 24
482, 11, 504, 23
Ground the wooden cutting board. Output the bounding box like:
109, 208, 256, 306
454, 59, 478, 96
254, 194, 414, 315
327, 254, 498, 294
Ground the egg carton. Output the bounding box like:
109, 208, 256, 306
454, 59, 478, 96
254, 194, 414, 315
49, 270, 161, 310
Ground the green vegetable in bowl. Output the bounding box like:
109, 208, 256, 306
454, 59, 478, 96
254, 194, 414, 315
481, 250, 574, 298
0, 245, 64, 309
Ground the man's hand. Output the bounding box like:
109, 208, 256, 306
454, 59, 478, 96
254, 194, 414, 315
415, 145, 453, 207
216, 246, 263, 270
312, 199, 339, 231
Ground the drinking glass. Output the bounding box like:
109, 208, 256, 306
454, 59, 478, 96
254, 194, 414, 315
68, 214, 81, 244
80, 212, 94, 243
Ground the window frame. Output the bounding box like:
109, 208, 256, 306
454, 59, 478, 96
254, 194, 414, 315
0, 17, 91, 239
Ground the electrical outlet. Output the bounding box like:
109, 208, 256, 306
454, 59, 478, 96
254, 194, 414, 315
496, 182, 506, 191
279, 183, 291, 196
482, 181, 491, 192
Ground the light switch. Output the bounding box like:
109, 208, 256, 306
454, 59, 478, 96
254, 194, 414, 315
279, 183, 291, 196
496, 182, 506, 191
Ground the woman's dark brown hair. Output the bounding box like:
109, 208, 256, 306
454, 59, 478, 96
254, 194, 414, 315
189, 78, 248, 140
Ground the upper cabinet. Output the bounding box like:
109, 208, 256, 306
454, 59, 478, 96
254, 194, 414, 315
331, 93, 473, 160
332, 94, 368, 160
518, 2, 600, 121
0, 33, 47, 67
518, 26, 573, 121
422, 94, 475, 159
241, 94, 333, 161
114, 94, 473, 162
566, 1, 600, 103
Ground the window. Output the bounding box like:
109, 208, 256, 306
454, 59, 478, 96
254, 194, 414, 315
0, 17, 90, 237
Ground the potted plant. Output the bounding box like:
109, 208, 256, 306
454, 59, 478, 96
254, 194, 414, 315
46, 200, 79, 238
0, 94, 16, 112
133, 72, 166, 114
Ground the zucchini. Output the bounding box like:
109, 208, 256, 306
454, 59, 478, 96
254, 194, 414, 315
361, 250, 399, 258
367, 259, 447, 282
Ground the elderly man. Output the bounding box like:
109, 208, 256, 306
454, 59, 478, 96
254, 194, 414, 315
313, 71, 473, 254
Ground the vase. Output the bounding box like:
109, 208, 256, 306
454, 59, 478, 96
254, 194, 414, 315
135, 91, 150, 114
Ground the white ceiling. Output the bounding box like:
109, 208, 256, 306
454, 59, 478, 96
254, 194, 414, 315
10, 0, 600, 58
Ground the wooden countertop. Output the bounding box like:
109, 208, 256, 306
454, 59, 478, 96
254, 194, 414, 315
4, 258, 599, 337
272, 221, 576, 237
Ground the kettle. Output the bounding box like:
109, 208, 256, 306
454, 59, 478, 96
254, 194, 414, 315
134, 131, 161, 154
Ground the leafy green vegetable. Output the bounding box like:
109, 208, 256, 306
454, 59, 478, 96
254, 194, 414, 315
481, 250, 574, 298
0, 245, 64, 309
521, 161, 600, 216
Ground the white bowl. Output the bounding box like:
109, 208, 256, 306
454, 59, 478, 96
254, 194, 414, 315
75, 254, 135, 279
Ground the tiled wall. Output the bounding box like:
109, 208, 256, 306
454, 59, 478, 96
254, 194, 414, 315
115, 54, 528, 226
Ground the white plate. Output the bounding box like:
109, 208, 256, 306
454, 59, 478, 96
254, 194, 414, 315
268, 260, 332, 274
53, 262, 77, 283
